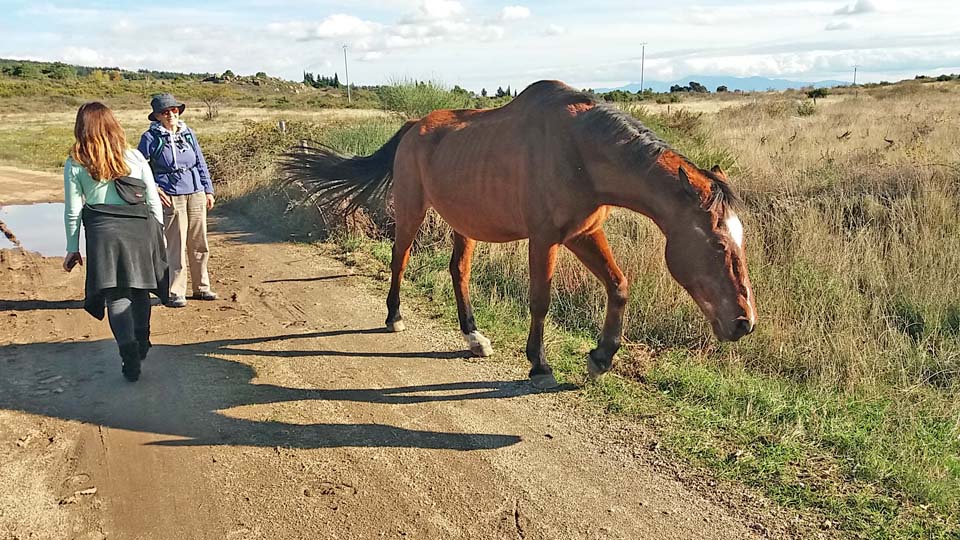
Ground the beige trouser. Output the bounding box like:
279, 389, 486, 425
163, 192, 211, 297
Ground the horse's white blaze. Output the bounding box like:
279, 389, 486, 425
725, 213, 744, 249
464, 331, 493, 357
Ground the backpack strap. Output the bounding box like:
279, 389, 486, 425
182, 129, 200, 156
149, 134, 166, 162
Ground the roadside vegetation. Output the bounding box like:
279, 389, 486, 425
2, 69, 958, 539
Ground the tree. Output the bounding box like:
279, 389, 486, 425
716, 85, 728, 93
806, 88, 829, 104
481, 88, 487, 97
11, 63, 42, 79
47, 63, 76, 80
688, 81, 708, 93
255, 71, 267, 79
196, 86, 228, 120
108, 70, 122, 81
221, 69, 235, 79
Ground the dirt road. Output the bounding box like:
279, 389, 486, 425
0, 178, 776, 539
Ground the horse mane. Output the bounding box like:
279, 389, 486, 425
701, 168, 742, 215
545, 85, 742, 217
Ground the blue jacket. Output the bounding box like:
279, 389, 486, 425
137, 121, 213, 196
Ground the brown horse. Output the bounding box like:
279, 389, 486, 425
283, 80, 756, 388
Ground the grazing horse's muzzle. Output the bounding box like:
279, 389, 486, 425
724, 317, 755, 342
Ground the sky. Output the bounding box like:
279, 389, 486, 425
2, 0, 960, 92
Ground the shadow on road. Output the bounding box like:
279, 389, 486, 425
0, 299, 84, 311
0, 330, 573, 451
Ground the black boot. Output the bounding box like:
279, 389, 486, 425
135, 327, 151, 361
119, 342, 141, 382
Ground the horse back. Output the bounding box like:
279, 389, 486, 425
396, 84, 604, 242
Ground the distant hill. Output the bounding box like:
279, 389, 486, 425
597, 75, 849, 93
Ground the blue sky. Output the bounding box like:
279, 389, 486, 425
2, 0, 959, 91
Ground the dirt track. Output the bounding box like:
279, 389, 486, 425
0, 175, 782, 539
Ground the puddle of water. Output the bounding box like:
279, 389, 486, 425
0, 203, 84, 257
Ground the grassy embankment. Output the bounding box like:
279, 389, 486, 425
2, 77, 958, 538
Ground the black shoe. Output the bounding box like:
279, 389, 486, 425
135, 328, 151, 361
119, 342, 141, 382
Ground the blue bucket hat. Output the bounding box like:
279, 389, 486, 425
148, 93, 186, 121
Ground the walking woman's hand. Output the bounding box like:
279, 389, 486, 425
63, 252, 83, 272
158, 190, 172, 208
206, 193, 215, 210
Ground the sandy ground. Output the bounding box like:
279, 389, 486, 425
0, 167, 62, 205
0, 170, 804, 540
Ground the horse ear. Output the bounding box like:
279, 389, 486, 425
710, 165, 728, 180
677, 166, 700, 200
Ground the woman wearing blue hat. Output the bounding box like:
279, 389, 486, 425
138, 93, 218, 308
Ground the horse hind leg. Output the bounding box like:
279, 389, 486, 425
385, 172, 426, 332
451, 232, 493, 357
564, 229, 628, 379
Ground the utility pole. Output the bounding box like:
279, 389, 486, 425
853, 64, 859, 98
639, 42, 648, 94
343, 44, 351, 103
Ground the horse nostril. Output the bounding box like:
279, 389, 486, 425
735, 318, 754, 338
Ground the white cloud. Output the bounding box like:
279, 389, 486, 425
61, 47, 105, 66
500, 6, 531, 21
111, 19, 137, 35
267, 14, 381, 40
825, 21, 854, 31
834, 0, 877, 15
402, 0, 465, 23
543, 24, 566, 36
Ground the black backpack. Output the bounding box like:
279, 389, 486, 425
114, 176, 148, 205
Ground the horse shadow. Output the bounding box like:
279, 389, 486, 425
0, 330, 572, 451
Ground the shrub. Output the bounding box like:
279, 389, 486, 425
377, 79, 473, 119
796, 100, 816, 116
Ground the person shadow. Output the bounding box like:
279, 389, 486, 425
0, 329, 574, 451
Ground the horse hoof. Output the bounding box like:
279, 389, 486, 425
530, 373, 559, 390
464, 331, 493, 357
587, 351, 612, 380
386, 320, 406, 332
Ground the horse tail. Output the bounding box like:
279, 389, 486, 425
282, 120, 417, 215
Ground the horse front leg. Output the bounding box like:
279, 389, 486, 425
564, 229, 628, 379
451, 232, 493, 357
526, 241, 560, 389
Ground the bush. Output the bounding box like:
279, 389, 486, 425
377, 79, 473, 119
796, 100, 816, 116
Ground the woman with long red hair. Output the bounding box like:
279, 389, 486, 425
64, 102, 167, 382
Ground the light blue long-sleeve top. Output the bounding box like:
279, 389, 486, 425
63, 148, 163, 253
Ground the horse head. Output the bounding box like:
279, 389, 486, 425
664, 165, 756, 342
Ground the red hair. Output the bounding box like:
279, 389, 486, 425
71, 102, 130, 181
